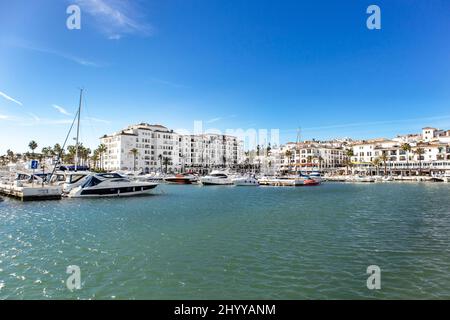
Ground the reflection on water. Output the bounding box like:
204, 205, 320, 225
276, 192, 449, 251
1, 183, 450, 299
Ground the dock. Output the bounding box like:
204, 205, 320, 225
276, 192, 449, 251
0, 183, 62, 201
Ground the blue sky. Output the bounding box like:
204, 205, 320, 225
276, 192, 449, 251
0, 0, 449, 153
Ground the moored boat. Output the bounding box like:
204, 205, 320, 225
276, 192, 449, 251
200, 171, 233, 185
233, 175, 259, 186
164, 174, 197, 184
67, 173, 158, 198
62, 171, 91, 193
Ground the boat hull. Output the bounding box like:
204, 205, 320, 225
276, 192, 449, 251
233, 178, 259, 186
68, 184, 158, 198
200, 179, 233, 185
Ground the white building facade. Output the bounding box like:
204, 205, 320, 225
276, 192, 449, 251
100, 123, 244, 173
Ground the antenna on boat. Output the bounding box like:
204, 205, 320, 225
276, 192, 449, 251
74, 88, 83, 172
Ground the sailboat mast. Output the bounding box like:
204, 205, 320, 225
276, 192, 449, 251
75, 88, 83, 171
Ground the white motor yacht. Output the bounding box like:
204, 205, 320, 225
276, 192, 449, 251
62, 171, 91, 193
67, 173, 158, 198
200, 171, 233, 185
233, 175, 259, 186
308, 171, 323, 182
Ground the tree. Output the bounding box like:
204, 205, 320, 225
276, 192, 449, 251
158, 154, 163, 172
163, 157, 170, 173
285, 150, 292, 173
130, 148, 139, 171
41, 146, 54, 161
379, 151, 389, 176
28, 140, 38, 159
414, 147, 425, 175
96, 144, 107, 170
6, 149, 15, 163
400, 143, 411, 173
343, 158, 353, 175
66, 145, 77, 164
91, 150, 100, 169
0, 155, 7, 166
372, 157, 381, 176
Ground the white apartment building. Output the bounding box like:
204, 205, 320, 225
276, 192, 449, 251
100, 123, 244, 172
350, 127, 450, 175
272, 141, 346, 172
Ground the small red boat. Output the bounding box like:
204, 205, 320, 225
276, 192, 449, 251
303, 179, 320, 186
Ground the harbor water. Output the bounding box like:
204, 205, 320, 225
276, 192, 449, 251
1, 183, 450, 299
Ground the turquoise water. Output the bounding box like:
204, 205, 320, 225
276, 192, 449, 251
1, 183, 450, 299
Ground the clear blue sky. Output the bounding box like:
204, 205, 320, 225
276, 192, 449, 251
0, 0, 449, 153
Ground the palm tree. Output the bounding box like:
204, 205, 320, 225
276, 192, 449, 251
285, 150, 292, 173
91, 150, 100, 169
158, 154, 163, 172
372, 157, 381, 176
0, 155, 7, 166
6, 149, 15, 163
41, 146, 54, 161
28, 140, 38, 159
343, 158, 353, 175
163, 157, 170, 173
379, 151, 388, 176
400, 143, 411, 174
66, 145, 77, 164
97, 144, 107, 170
130, 148, 139, 171
414, 147, 425, 175
344, 149, 354, 175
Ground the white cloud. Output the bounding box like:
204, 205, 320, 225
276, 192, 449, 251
74, 0, 153, 39
0, 114, 10, 120
0, 90, 23, 106
52, 104, 72, 116
28, 113, 41, 122
206, 117, 222, 124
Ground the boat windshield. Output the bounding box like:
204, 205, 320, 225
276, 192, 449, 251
81, 176, 103, 188
211, 173, 228, 178
66, 174, 87, 184
97, 173, 124, 179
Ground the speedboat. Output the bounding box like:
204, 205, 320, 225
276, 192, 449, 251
303, 178, 320, 186
233, 175, 259, 186
200, 171, 233, 185
62, 171, 91, 193
308, 171, 322, 182
164, 174, 197, 184
67, 173, 158, 198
